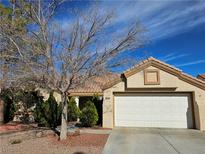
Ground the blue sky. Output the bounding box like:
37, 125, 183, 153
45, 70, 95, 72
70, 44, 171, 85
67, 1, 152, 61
55, 0, 205, 76
1, 0, 205, 76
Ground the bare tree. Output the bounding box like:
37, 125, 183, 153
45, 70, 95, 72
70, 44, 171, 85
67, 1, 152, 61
0, 0, 145, 140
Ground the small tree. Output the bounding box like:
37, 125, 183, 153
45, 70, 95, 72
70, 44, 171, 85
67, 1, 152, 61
0, 1, 145, 140
91, 95, 102, 125
45, 92, 59, 128
67, 97, 80, 122
80, 101, 98, 127
33, 95, 48, 127
34, 92, 61, 128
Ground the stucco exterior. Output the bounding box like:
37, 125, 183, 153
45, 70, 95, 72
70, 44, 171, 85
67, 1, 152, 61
38, 88, 62, 103
103, 62, 205, 131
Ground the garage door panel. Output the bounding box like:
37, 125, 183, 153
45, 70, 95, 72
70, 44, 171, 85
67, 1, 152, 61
116, 120, 188, 128
114, 94, 193, 128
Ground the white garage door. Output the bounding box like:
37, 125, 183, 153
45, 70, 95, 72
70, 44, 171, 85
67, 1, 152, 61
114, 93, 193, 128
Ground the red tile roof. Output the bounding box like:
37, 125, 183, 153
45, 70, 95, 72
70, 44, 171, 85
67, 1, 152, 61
197, 74, 205, 81
69, 73, 120, 95
69, 57, 205, 95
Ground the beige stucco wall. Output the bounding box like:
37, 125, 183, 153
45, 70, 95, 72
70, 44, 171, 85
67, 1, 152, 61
103, 66, 205, 130
103, 82, 125, 128
38, 88, 62, 103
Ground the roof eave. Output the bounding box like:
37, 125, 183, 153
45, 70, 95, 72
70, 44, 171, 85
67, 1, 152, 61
103, 57, 205, 91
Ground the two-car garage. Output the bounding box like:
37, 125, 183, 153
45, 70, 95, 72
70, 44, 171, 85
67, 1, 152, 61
114, 93, 194, 129
103, 58, 205, 131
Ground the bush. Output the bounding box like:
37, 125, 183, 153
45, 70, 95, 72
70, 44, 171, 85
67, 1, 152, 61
91, 95, 102, 125
34, 97, 49, 127
67, 97, 80, 122
80, 101, 98, 127
34, 92, 61, 128
17, 91, 41, 123
0, 89, 41, 123
0, 89, 17, 123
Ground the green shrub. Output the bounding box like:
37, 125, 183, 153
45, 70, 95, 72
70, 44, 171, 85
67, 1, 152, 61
91, 95, 102, 125
67, 97, 80, 122
0, 89, 17, 123
17, 91, 41, 123
34, 97, 49, 127
0, 89, 42, 123
80, 101, 98, 127
34, 92, 61, 128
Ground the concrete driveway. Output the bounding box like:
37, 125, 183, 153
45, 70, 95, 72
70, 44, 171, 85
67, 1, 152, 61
102, 128, 205, 154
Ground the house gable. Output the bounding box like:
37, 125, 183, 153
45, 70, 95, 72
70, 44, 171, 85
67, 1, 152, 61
103, 57, 205, 91
126, 65, 179, 88
102, 57, 205, 130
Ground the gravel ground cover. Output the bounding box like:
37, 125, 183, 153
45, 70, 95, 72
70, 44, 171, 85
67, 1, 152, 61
0, 122, 37, 134
0, 132, 109, 154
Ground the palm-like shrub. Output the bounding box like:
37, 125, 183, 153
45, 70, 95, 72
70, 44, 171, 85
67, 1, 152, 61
80, 101, 98, 127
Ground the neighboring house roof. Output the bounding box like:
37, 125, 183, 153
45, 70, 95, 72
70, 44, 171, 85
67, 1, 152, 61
103, 57, 205, 90
197, 74, 205, 81
69, 73, 120, 96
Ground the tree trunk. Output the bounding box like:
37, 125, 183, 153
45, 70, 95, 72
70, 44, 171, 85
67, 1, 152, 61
60, 92, 68, 140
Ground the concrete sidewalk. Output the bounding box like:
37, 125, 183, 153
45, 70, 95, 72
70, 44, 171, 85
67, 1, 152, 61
102, 128, 205, 154
80, 128, 112, 134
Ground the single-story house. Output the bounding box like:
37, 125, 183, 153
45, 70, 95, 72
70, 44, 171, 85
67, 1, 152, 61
42, 57, 205, 131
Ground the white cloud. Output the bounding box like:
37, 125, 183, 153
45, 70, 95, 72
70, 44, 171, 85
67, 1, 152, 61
98, 0, 205, 41
160, 53, 189, 62
175, 60, 205, 67
57, 0, 205, 41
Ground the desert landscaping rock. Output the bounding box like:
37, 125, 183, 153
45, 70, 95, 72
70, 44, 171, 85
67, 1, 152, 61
36, 131, 43, 137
